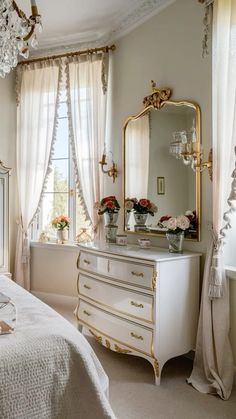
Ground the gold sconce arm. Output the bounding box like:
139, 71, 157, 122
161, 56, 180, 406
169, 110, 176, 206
193, 148, 213, 180
99, 154, 118, 183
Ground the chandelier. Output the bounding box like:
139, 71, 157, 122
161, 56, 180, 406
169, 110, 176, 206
0, 0, 42, 78
169, 129, 212, 179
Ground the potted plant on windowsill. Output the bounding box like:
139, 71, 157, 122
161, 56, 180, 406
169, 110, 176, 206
51, 215, 70, 244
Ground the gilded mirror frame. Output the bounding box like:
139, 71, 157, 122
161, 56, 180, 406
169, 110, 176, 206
122, 83, 201, 241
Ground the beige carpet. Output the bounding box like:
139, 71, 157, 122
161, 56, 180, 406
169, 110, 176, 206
51, 303, 236, 419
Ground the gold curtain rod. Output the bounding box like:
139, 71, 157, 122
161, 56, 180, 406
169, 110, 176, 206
18, 44, 116, 66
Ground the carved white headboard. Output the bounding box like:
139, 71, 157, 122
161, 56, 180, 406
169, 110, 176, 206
0, 161, 11, 276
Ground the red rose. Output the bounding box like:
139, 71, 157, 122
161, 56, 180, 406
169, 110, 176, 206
106, 200, 115, 209
160, 215, 172, 222
139, 199, 150, 208
103, 196, 116, 204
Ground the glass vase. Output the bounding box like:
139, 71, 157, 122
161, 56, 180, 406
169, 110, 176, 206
104, 212, 119, 226
166, 231, 184, 253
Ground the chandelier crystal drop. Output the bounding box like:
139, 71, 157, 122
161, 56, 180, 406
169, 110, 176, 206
0, 0, 42, 78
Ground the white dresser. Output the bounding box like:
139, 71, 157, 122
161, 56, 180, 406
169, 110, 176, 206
75, 242, 200, 384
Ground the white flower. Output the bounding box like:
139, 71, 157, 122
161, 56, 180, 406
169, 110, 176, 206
125, 200, 134, 211
167, 217, 177, 231
176, 215, 190, 230
185, 210, 194, 217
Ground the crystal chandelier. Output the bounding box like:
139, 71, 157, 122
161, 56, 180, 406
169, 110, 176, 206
0, 0, 42, 78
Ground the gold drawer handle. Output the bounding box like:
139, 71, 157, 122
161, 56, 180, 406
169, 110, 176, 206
130, 332, 144, 341
130, 301, 144, 309
83, 310, 91, 316
131, 271, 144, 277
83, 284, 91, 290
83, 259, 91, 265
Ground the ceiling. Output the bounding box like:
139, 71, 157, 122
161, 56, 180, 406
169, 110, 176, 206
17, 0, 175, 53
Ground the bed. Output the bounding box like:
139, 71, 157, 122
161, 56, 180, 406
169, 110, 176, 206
0, 275, 116, 419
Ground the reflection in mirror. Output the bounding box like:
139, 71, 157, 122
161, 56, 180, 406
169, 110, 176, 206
124, 102, 200, 240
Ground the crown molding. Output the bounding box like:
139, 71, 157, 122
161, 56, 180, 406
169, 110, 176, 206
108, 0, 176, 42
33, 0, 176, 57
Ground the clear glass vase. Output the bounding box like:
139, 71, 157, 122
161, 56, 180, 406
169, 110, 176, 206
166, 231, 184, 253
104, 212, 119, 226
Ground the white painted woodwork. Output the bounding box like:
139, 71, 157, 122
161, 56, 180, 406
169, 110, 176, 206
75, 242, 201, 385
0, 163, 10, 276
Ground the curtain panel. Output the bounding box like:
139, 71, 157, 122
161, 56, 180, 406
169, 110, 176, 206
15, 61, 62, 290
66, 54, 108, 237
188, 0, 236, 400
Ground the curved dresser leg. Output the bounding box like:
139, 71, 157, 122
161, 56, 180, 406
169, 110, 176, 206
150, 358, 162, 386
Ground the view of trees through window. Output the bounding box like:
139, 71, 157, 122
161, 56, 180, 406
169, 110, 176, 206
35, 88, 91, 241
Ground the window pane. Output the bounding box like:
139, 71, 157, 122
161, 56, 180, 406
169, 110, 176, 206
53, 118, 69, 158
46, 159, 69, 193
41, 192, 69, 235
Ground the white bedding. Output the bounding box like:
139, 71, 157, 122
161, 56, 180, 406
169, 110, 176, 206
0, 275, 116, 419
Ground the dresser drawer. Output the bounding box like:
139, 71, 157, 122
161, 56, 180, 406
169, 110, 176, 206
78, 274, 153, 323
77, 299, 153, 356
78, 251, 155, 290
79, 251, 108, 276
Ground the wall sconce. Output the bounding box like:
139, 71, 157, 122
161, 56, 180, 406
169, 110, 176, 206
99, 152, 118, 183
169, 130, 212, 180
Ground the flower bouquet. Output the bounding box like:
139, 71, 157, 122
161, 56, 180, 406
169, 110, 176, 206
94, 196, 120, 215
132, 198, 158, 216
52, 215, 70, 244
51, 215, 70, 230
94, 196, 120, 242
166, 215, 190, 253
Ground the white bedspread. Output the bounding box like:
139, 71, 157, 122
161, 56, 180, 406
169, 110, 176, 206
0, 275, 116, 419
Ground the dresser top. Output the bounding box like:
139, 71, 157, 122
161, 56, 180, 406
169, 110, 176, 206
77, 242, 201, 263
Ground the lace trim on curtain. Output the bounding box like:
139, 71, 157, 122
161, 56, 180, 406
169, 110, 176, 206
199, 0, 214, 57
28, 59, 64, 227
64, 60, 93, 231
208, 147, 236, 299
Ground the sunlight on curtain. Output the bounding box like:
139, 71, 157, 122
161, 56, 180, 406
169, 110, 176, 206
67, 54, 107, 237
15, 62, 61, 290
125, 115, 150, 199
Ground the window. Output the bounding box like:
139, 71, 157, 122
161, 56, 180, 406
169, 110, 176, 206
33, 87, 91, 241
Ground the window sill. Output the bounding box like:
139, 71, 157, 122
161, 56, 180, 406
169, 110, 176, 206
30, 240, 79, 252
225, 265, 236, 281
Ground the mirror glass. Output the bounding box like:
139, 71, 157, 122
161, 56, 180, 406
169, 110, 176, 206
124, 102, 200, 240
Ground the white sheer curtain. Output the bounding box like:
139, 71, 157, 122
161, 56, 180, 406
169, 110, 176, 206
125, 115, 150, 199
188, 0, 236, 399
15, 61, 61, 290
66, 54, 107, 236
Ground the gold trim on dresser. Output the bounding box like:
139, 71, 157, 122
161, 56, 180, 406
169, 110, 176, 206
114, 344, 132, 354
89, 329, 103, 344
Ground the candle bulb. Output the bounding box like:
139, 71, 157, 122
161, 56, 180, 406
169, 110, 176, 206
31, 0, 37, 6
31, 0, 39, 16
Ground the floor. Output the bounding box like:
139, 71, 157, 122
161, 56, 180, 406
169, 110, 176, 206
51, 303, 236, 419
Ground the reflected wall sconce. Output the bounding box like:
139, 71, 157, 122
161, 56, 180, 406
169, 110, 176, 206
99, 152, 118, 183
169, 130, 213, 180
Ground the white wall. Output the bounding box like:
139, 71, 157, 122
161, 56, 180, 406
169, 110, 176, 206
0, 73, 18, 274
31, 0, 213, 296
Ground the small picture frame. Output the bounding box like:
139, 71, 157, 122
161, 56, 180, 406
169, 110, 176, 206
157, 177, 165, 195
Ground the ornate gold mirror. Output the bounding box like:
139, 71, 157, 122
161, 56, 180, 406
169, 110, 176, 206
123, 82, 201, 241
